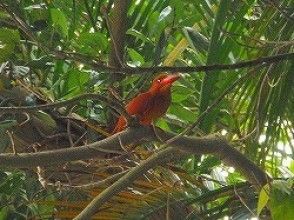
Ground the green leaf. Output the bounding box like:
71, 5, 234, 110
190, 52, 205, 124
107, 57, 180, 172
128, 48, 145, 65
289, 160, 294, 173
172, 85, 193, 103
126, 29, 153, 43
0, 28, 20, 62
0, 120, 18, 132
61, 69, 90, 98
29, 190, 55, 218
76, 32, 108, 56
32, 111, 57, 135
0, 172, 25, 195
168, 104, 197, 123
50, 8, 68, 37
0, 206, 9, 219
198, 0, 232, 133
155, 118, 170, 131
270, 181, 294, 220
182, 27, 209, 53
257, 183, 270, 216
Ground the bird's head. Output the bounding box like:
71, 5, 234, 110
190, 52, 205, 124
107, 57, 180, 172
149, 73, 180, 94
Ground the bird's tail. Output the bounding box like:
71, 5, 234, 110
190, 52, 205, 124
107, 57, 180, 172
111, 116, 127, 134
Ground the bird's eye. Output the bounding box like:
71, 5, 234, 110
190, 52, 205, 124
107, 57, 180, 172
157, 79, 161, 83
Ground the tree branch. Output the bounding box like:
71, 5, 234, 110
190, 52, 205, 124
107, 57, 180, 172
109, 52, 294, 74
107, 0, 130, 69
0, 127, 150, 167
1, 2, 292, 76
51, 51, 294, 74
0, 126, 269, 219
50, 50, 294, 75
72, 127, 269, 220
73, 147, 180, 220
0, 93, 134, 123
0, 127, 270, 185
0, 1, 294, 74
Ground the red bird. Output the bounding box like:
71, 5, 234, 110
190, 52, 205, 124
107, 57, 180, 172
112, 74, 180, 134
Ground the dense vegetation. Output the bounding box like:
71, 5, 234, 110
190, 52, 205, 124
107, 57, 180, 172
0, 0, 293, 219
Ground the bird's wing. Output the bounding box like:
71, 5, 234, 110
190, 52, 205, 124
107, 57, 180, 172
126, 92, 153, 116
112, 92, 153, 134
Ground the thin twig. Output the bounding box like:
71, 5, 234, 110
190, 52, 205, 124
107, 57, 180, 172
1, 2, 293, 76
164, 69, 255, 146
61, 170, 128, 189
0, 93, 132, 122
7, 131, 16, 155
234, 186, 256, 217
53, 51, 294, 75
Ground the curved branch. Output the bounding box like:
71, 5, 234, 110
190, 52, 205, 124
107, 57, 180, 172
73, 128, 269, 220
0, 127, 269, 186
73, 147, 180, 220
0, 127, 149, 167
156, 130, 269, 187
53, 51, 294, 74
0, 126, 269, 219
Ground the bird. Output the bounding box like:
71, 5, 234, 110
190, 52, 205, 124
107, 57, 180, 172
112, 73, 180, 134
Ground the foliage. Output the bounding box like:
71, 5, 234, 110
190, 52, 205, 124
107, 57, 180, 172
0, 0, 293, 219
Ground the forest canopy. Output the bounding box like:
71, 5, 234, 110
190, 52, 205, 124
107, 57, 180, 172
0, 0, 293, 219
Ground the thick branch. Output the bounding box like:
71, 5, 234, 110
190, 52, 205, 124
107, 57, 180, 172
0, 126, 269, 220
155, 130, 268, 187
0, 128, 150, 167
73, 128, 269, 219
74, 147, 180, 220
107, 0, 130, 69
0, 127, 269, 186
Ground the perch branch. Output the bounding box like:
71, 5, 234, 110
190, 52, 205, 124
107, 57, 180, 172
0, 125, 269, 218
0, 127, 269, 187
73, 127, 269, 219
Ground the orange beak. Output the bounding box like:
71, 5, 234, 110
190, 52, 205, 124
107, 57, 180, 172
162, 74, 180, 85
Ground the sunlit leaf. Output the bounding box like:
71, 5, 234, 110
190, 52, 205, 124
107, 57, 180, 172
257, 183, 270, 216
50, 8, 68, 37
158, 6, 172, 22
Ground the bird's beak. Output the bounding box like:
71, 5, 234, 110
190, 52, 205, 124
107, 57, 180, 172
162, 74, 180, 85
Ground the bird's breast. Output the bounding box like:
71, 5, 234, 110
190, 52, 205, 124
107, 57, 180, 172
140, 92, 171, 124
